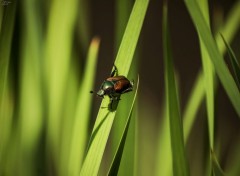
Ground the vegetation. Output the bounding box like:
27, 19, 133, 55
0, 0, 239, 175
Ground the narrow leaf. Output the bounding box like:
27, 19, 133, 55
108, 76, 139, 176
197, 0, 215, 149
184, 0, 240, 117
68, 37, 100, 175
221, 34, 240, 90
163, 2, 189, 176
211, 149, 225, 176
183, 0, 240, 142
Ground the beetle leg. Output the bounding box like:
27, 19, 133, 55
121, 80, 134, 94
121, 86, 133, 94
110, 65, 118, 77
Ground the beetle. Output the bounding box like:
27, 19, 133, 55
95, 65, 134, 109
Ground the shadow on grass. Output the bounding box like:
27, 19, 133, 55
85, 111, 111, 154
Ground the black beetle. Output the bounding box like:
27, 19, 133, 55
94, 65, 134, 109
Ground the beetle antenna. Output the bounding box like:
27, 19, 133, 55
90, 90, 94, 94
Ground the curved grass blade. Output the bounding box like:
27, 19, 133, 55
221, 34, 240, 90
18, 0, 44, 174
211, 149, 225, 176
197, 0, 215, 149
80, 0, 149, 175
163, 2, 189, 175
156, 102, 172, 176
108, 76, 139, 176
183, 0, 240, 142
67, 37, 100, 175
0, 1, 16, 164
112, 0, 133, 156
183, 72, 205, 141
45, 0, 79, 163
184, 0, 240, 117
0, 3, 16, 115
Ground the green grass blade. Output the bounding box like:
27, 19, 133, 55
215, 1, 240, 54
211, 150, 225, 176
114, 0, 132, 52
18, 0, 44, 175
163, 3, 189, 176
44, 0, 79, 163
197, 0, 215, 149
108, 76, 139, 176
183, 1, 240, 142
0, 2, 16, 163
67, 37, 100, 175
0, 3, 16, 116
184, 0, 240, 117
114, 0, 149, 76
156, 103, 172, 176
111, 0, 133, 163
80, 0, 149, 175
183, 72, 204, 141
221, 34, 240, 90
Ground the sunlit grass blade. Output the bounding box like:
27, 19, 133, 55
114, 0, 149, 75
80, 0, 149, 175
114, 0, 132, 52
197, 0, 215, 149
115, 58, 139, 176
111, 0, 133, 164
156, 102, 172, 176
183, 0, 240, 142
184, 0, 240, 117
162, 2, 189, 175
221, 34, 240, 90
215, 1, 240, 54
183, 73, 204, 141
108, 76, 139, 176
44, 0, 79, 164
67, 37, 100, 175
59, 63, 79, 176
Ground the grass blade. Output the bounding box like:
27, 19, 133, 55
197, 0, 215, 149
18, 0, 44, 174
163, 2, 189, 175
221, 34, 240, 90
183, 72, 205, 141
184, 0, 240, 117
156, 103, 172, 176
111, 0, 133, 165
80, 0, 149, 175
44, 0, 79, 164
0, 3, 16, 116
183, 0, 240, 142
67, 37, 100, 175
0, 2, 16, 164
211, 150, 225, 176
108, 76, 139, 176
